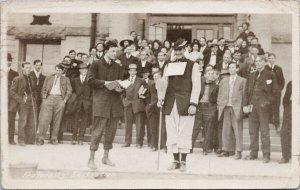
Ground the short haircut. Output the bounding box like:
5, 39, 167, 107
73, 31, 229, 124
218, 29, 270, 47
233, 50, 242, 55
140, 50, 149, 56
251, 37, 259, 41
69, 50, 76, 54
205, 67, 214, 74
81, 53, 88, 57
89, 47, 97, 52
33, 59, 43, 65
103, 40, 118, 51
256, 55, 267, 62
63, 55, 71, 60
158, 51, 166, 56
228, 61, 239, 68
152, 69, 162, 76
243, 22, 250, 27
77, 52, 83, 56
22, 62, 30, 68
130, 31, 136, 35
200, 37, 206, 41
268, 53, 276, 58
96, 42, 104, 48
55, 64, 64, 70
218, 37, 225, 42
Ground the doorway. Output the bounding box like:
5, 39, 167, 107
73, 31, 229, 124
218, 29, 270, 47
20, 39, 61, 76
166, 24, 192, 43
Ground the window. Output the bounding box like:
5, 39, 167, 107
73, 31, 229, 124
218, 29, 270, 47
223, 26, 231, 40
149, 26, 163, 41
196, 29, 213, 40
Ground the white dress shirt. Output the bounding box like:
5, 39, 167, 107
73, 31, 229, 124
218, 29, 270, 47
227, 74, 237, 106
80, 75, 86, 83
209, 53, 217, 66
50, 75, 62, 95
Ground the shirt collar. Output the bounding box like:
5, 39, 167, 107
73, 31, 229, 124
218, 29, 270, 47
34, 69, 41, 77
104, 56, 111, 64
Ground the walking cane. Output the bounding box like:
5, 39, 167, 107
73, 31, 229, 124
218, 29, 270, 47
155, 77, 168, 170
27, 77, 38, 144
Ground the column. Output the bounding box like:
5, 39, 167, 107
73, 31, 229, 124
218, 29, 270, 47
108, 14, 130, 43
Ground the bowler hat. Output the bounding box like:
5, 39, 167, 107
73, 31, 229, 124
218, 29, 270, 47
141, 67, 151, 74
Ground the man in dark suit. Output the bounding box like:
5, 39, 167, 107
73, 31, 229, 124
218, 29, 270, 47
145, 70, 161, 151
217, 38, 228, 57
120, 45, 139, 79
243, 55, 279, 163
87, 41, 124, 169
191, 68, 219, 155
215, 52, 232, 72
137, 50, 152, 78
7, 53, 19, 145
122, 64, 147, 148
71, 63, 92, 145
153, 51, 168, 74
10, 62, 37, 146
279, 81, 292, 164
265, 53, 285, 132
29, 59, 45, 119
203, 43, 222, 71
37, 64, 72, 145
239, 46, 259, 79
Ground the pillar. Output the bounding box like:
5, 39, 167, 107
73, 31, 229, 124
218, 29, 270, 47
108, 14, 130, 43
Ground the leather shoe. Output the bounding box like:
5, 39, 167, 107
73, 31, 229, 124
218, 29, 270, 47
168, 161, 180, 171
58, 140, 63, 144
216, 149, 223, 154
278, 158, 289, 164
229, 151, 235, 156
38, 140, 44, 146
234, 152, 242, 160
151, 147, 158, 152
136, 144, 142, 149
79, 140, 84, 145
218, 151, 229, 157
262, 156, 270, 163
244, 154, 258, 160
72, 140, 77, 145
122, 144, 130, 148
179, 161, 186, 172
51, 140, 58, 145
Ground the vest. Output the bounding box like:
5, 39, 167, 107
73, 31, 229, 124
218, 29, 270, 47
164, 60, 194, 115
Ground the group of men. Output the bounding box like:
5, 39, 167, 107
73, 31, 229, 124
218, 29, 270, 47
7, 24, 292, 173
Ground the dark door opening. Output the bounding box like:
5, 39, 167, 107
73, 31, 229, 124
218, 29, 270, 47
166, 24, 192, 43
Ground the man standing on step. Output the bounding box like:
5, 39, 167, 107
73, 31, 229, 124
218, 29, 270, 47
87, 40, 124, 169
158, 39, 201, 172
217, 62, 246, 159
243, 56, 278, 163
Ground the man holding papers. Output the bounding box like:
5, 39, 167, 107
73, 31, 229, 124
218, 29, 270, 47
122, 64, 147, 148
86, 40, 124, 170
158, 39, 201, 172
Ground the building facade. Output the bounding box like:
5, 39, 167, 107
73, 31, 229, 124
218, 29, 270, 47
6, 13, 292, 83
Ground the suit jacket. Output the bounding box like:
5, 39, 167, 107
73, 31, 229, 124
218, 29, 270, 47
145, 80, 159, 118
217, 46, 228, 57
217, 75, 247, 120
41, 74, 72, 102
120, 54, 139, 79
203, 51, 222, 69
123, 77, 147, 114
153, 60, 168, 74
9, 75, 37, 112
73, 76, 92, 114
283, 81, 292, 107
198, 77, 219, 104
245, 69, 279, 107
238, 56, 256, 79
8, 69, 19, 112
87, 57, 124, 118
137, 60, 152, 77
29, 71, 45, 107
265, 64, 285, 91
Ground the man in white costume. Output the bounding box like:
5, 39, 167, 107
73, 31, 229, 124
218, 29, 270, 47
159, 39, 201, 172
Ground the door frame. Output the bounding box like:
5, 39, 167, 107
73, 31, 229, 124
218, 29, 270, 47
192, 24, 219, 40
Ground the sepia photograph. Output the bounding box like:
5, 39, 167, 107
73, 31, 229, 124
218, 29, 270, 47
0, 0, 299, 189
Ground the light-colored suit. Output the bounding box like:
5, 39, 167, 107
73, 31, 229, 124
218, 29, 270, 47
217, 75, 246, 120
217, 75, 246, 152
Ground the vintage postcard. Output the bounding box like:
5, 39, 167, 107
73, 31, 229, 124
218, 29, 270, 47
0, 0, 299, 189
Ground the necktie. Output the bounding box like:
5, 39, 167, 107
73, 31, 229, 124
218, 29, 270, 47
54, 76, 59, 85
81, 76, 85, 83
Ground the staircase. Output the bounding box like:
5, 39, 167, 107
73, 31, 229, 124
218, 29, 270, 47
58, 119, 282, 152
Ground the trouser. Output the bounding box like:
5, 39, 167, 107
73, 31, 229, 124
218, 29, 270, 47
192, 103, 218, 150
18, 100, 36, 144
90, 116, 119, 151
142, 117, 151, 146
38, 95, 65, 141
149, 111, 159, 148
270, 92, 281, 128
72, 106, 90, 141
124, 105, 145, 145
8, 111, 17, 143
222, 106, 243, 152
160, 112, 167, 149
281, 103, 292, 159
218, 111, 235, 151
249, 104, 271, 157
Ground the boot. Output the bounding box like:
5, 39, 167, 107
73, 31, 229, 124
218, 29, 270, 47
102, 150, 115, 167
88, 151, 97, 170
168, 161, 180, 171
234, 151, 242, 160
